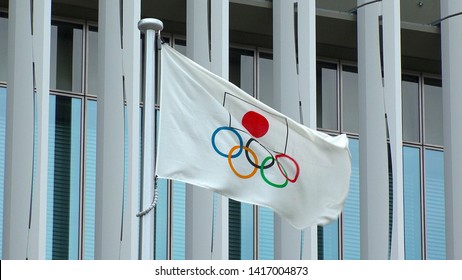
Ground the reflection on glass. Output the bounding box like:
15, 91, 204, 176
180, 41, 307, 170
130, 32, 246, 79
423, 79, 443, 146
0, 88, 7, 259
229, 200, 254, 260
258, 206, 274, 260
318, 220, 339, 260
403, 146, 422, 259
46, 95, 82, 260
87, 26, 98, 95
402, 76, 420, 143
425, 149, 445, 260
0, 14, 8, 82
172, 181, 186, 260
342, 66, 359, 134
317, 62, 338, 130
155, 178, 168, 259
174, 39, 187, 55
50, 21, 83, 92
258, 53, 276, 110
84, 100, 97, 259
343, 138, 360, 259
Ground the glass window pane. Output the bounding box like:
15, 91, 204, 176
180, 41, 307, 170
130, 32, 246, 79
174, 39, 186, 55
343, 138, 360, 259
424, 149, 445, 260
0, 14, 8, 82
403, 146, 422, 259
342, 66, 359, 134
258, 52, 276, 110
155, 178, 168, 260
230, 48, 254, 96
317, 62, 338, 130
46, 95, 82, 260
172, 181, 186, 260
318, 220, 339, 260
258, 206, 274, 260
83, 100, 97, 259
0, 87, 7, 259
87, 26, 98, 95
50, 21, 83, 92
402, 76, 420, 143
229, 199, 254, 260
423, 79, 443, 146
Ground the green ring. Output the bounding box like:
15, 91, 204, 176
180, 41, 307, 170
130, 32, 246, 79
260, 156, 289, 188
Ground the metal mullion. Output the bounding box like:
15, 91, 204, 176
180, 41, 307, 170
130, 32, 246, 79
78, 22, 91, 260
49, 89, 85, 98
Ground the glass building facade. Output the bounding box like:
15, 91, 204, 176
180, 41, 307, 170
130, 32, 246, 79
0, 0, 459, 260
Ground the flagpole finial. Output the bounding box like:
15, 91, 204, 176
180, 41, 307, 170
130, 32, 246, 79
138, 18, 164, 33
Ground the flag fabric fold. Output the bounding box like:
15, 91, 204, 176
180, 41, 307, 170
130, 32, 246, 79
156, 44, 351, 229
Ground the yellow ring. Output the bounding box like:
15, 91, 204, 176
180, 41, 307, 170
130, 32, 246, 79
228, 145, 258, 179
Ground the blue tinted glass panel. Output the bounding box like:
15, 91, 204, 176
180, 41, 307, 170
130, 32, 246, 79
425, 149, 445, 260
318, 220, 339, 260
172, 181, 186, 260
155, 178, 168, 259
0, 88, 6, 259
46, 95, 81, 260
343, 138, 360, 259
403, 146, 422, 259
258, 206, 274, 260
240, 203, 254, 260
84, 100, 97, 259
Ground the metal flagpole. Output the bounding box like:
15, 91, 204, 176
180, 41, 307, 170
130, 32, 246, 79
138, 18, 163, 260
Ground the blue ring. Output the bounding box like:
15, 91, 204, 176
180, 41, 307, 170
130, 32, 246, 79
211, 126, 243, 158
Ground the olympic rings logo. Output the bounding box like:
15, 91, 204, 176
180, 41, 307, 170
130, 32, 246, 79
211, 125, 300, 188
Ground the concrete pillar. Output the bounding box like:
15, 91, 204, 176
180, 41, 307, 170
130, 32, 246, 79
382, 0, 404, 260
120, 0, 141, 260
210, 0, 229, 260
3, 0, 50, 260
185, 0, 229, 260
95, 0, 125, 259
441, 0, 462, 260
357, 0, 389, 260
273, 0, 317, 260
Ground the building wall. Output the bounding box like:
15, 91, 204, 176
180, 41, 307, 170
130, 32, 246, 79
0, 0, 460, 260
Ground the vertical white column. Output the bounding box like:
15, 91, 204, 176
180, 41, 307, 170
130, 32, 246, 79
29, 0, 51, 260
273, 0, 315, 259
120, 0, 141, 260
95, 0, 125, 259
185, 0, 221, 260
3, 0, 50, 260
382, 0, 404, 260
441, 0, 462, 260
297, 0, 318, 260
210, 0, 229, 260
357, 0, 389, 260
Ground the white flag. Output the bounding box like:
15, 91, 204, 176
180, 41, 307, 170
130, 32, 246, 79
156, 45, 351, 229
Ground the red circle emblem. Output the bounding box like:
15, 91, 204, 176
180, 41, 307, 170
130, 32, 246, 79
241, 111, 269, 138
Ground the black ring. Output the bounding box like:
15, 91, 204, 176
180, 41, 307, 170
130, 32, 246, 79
245, 138, 275, 170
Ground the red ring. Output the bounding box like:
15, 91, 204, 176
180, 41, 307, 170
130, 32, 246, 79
275, 154, 300, 183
